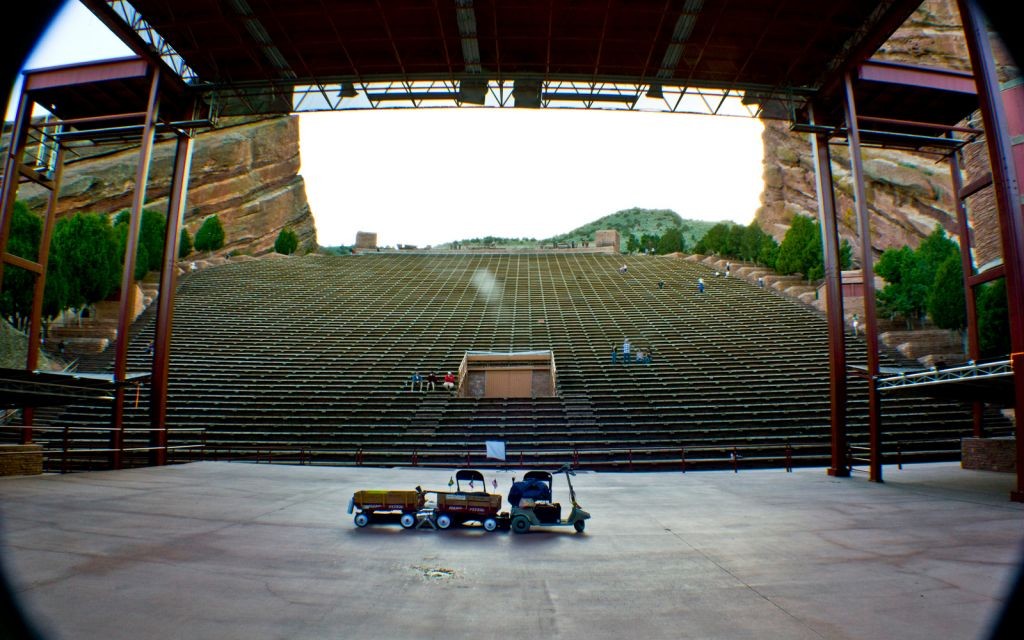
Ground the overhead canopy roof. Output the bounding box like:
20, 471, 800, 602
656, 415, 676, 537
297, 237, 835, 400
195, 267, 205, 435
76, 0, 934, 115
10, 0, 970, 152
87, 0, 924, 88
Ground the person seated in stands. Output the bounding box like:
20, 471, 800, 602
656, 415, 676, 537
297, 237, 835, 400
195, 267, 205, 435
618, 264, 628, 274
697, 277, 705, 293
634, 348, 645, 364
426, 371, 438, 391
443, 371, 456, 393
409, 372, 423, 391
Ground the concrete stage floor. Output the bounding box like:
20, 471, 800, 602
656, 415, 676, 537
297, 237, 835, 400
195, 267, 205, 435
1, 462, 1022, 640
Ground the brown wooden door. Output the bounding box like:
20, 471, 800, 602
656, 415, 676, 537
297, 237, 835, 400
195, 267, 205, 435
484, 369, 532, 397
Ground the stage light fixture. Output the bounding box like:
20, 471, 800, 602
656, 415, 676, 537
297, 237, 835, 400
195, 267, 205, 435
513, 79, 542, 108
338, 82, 358, 98
458, 78, 488, 105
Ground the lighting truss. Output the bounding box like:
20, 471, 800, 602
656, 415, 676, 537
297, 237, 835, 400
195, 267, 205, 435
105, 0, 199, 84
877, 359, 1013, 392
286, 79, 791, 118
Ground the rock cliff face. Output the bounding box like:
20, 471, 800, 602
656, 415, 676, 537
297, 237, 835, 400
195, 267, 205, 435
16, 116, 317, 257
756, 0, 1015, 260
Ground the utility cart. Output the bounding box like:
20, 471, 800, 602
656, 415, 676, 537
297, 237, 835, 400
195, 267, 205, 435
508, 465, 590, 534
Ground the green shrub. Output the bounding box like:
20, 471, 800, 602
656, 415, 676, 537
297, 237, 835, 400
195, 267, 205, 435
194, 215, 225, 252
274, 227, 299, 255
179, 227, 193, 258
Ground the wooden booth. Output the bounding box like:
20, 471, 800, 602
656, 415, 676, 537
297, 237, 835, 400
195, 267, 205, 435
456, 351, 556, 399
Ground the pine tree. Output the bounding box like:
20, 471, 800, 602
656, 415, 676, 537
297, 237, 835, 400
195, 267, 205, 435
194, 215, 226, 252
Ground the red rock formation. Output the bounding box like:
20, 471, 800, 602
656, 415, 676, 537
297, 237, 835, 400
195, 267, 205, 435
14, 116, 317, 257
756, 0, 1016, 263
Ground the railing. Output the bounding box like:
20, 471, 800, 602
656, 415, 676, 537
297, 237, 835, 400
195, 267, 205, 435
0, 422, 206, 473
839, 438, 966, 475
877, 359, 1012, 392
202, 445, 312, 465
0, 420, 958, 475
335, 441, 821, 473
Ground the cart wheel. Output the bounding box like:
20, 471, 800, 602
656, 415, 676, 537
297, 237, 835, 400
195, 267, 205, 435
573, 519, 586, 533
511, 516, 530, 534
436, 514, 453, 529
400, 513, 416, 529
483, 518, 498, 532
354, 512, 370, 528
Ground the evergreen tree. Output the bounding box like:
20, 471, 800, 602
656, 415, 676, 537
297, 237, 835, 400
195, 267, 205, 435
51, 212, 121, 310
179, 227, 193, 259
655, 227, 684, 254
139, 209, 167, 271
274, 227, 300, 255
0, 202, 42, 326
113, 208, 167, 274
694, 222, 736, 255
775, 215, 817, 276
875, 246, 929, 328
194, 215, 226, 252
928, 254, 966, 332
977, 279, 1010, 356
914, 225, 960, 304
876, 225, 962, 329
739, 221, 769, 263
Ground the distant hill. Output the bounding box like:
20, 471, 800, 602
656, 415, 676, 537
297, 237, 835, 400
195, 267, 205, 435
425, 207, 728, 251
544, 208, 721, 251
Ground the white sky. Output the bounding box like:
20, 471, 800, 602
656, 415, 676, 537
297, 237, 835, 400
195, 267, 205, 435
11, 0, 766, 248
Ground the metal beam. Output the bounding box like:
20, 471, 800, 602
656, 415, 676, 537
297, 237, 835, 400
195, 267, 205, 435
843, 71, 883, 483
809, 103, 849, 478
21, 144, 65, 444
957, 0, 1024, 503
149, 130, 194, 466
857, 59, 977, 95
0, 91, 32, 287
949, 144, 984, 437
110, 67, 160, 470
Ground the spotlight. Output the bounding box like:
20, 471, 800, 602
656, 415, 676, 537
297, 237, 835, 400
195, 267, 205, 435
338, 81, 358, 99
458, 78, 488, 105
513, 79, 541, 108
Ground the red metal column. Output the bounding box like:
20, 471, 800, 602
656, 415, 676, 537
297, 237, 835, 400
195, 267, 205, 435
948, 146, 984, 437
0, 91, 32, 285
957, 0, 1024, 502
809, 104, 850, 477
843, 71, 883, 483
149, 131, 194, 466
111, 68, 161, 470
20, 144, 66, 443
26, 144, 65, 371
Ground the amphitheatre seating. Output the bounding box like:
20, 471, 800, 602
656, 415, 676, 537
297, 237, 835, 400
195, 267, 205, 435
30, 253, 1012, 471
